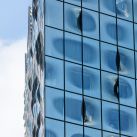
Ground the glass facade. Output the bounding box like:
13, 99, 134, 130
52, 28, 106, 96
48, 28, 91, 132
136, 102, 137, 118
24, 0, 137, 137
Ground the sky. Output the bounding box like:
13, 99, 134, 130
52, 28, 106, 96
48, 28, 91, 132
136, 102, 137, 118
0, 0, 31, 137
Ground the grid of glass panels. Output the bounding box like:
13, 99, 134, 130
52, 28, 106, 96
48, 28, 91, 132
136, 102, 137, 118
44, 0, 137, 136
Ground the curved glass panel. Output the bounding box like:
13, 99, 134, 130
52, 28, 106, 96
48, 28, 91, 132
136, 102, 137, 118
83, 9, 99, 40
100, 14, 116, 44
45, 118, 64, 137
45, 0, 63, 29
65, 32, 81, 64
85, 127, 101, 137
45, 87, 64, 120
83, 38, 100, 68
83, 0, 98, 11
45, 27, 63, 59
65, 62, 82, 94
84, 67, 100, 99
102, 101, 119, 133
120, 106, 137, 136
65, 92, 82, 124
117, 19, 133, 49
66, 123, 83, 137
84, 97, 101, 129
100, 0, 116, 16
45, 57, 64, 89
103, 131, 119, 137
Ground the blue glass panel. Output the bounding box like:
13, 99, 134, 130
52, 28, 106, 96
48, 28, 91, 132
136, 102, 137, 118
83, 38, 100, 68
119, 76, 136, 107
117, 19, 133, 49
65, 92, 82, 124
116, 0, 133, 21
45, 57, 64, 89
134, 0, 137, 23
83, 9, 99, 40
102, 101, 119, 133
65, 62, 82, 94
83, 0, 98, 11
45, 118, 64, 137
135, 24, 137, 50
120, 106, 137, 136
65, 4, 81, 34
84, 67, 100, 99
66, 123, 83, 137
100, 14, 116, 44
45, 87, 64, 120
85, 127, 101, 137
100, 0, 116, 16
65, 32, 81, 64
65, 0, 81, 6
103, 131, 119, 137
45, 27, 63, 59
45, 0, 63, 29
84, 97, 101, 129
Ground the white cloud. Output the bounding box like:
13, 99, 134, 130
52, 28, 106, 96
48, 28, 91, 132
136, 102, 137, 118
0, 38, 26, 137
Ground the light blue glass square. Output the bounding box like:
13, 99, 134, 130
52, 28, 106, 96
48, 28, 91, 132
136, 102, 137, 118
83, 0, 98, 11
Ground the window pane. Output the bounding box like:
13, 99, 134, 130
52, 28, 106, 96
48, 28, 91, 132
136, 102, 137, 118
135, 24, 137, 50
83, 38, 100, 69
65, 62, 82, 94
83, 9, 99, 40
84, 67, 100, 99
45, 87, 64, 120
102, 101, 119, 133
65, 0, 81, 6
45, 57, 64, 89
103, 131, 119, 137
65, 32, 82, 64
83, 0, 98, 11
134, 0, 137, 23
85, 127, 101, 137
120, 106, 137, 136
117, 19, 133, 49
45, 0, 63, 29
45, 27, 63, 59
100, 14, 116, 44
45, 118, 64, 137
65, 92, 82, 124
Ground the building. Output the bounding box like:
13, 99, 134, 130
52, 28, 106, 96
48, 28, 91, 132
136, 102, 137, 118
24, 0, 137, 137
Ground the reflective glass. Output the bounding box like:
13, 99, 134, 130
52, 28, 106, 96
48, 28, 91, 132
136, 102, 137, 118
135, 24, 137, 50
85, 127, 101, 137
45, 118, 64, 137
102, 101, 119, 133
83, 0, 98, 11
84, 97, 101, 129
83, 9, 99, 40
100, 0, 116, 16
45, 0, 63, 29
66, 123, 83, 137
120, 106, 137, 136
103, 131, 119, 137
65, 92, 82, 124
117, 19, 133, 49
65, 0, 81, 6
84, 67, 100, 99
45, 27, 63, 59
116, 0, 133, 21
100, 14, 116, 44
134, 0, 137, 23
83, 38, 100, 69
45, 87, 64, 120
65, 62, 82, 94
65, 4, 81, 34
65, 32, 82, 64
45, 57, 64, 89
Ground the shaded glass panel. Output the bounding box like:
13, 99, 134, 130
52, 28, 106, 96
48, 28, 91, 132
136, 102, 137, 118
102, 101, 119, 133
65, 92, 82, 124
100, 14, 116, 44
117, 19, 133, 49
83, 0, 98, 11
45, 87, 64, 120
45, 57, 64, 89
45, 118, 64, 137
45, 0, 63, 29
45, 27, 63, 59
83, 9, 99, 40
65, 62, 82, 94
84, 67, 100, 99
120, 106, 137, 136
85, 127, 101, 137
103, 131, 119, 137
83, 38, 100, 68
65, 32, 81, 64
134, 0, 137, 23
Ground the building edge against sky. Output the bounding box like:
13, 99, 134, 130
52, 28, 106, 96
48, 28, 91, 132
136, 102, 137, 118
24, 0, 137, 137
